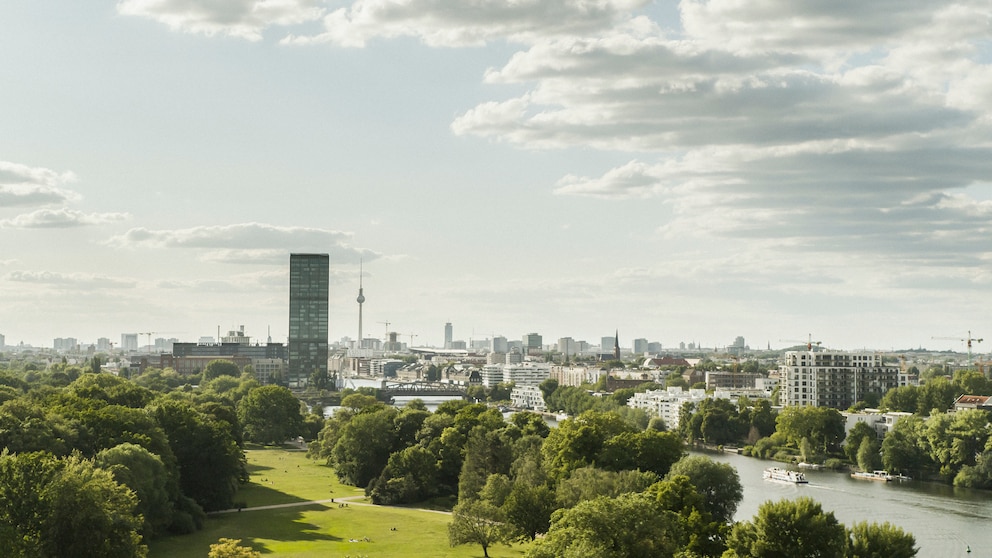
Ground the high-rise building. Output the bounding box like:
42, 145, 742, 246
491, 336, 508, 353
601, 336, 614, 351
632, 338, 649, 354
557, 337, 576, 356
288, 253, 329, 389
523, 333, 542, 354
121, 333, 138, 352
444, 322, 453, 349
0, 333, 5, 350
780, 350, 899, 409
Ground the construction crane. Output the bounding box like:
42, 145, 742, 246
377, 320, 391, 340
139, 331, 179, 352
932, 331, 984, 366
779, 334, 821, 351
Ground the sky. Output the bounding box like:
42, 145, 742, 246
1, 0, 991, 354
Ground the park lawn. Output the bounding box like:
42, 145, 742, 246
148, 446, 531, 557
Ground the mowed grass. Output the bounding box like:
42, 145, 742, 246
148, 446, 531, 557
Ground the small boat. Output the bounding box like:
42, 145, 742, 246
797, 462, 822, 470
851, 470, 893, 482
763, 467, 808, 484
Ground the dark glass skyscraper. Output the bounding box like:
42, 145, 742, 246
288, 253, 328, 388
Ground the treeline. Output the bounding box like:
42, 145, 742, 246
306, 390, 917, 557
0, 359, 309, 556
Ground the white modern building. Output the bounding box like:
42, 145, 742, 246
509, 385, 547, 412
480, 362, 552, 388
627, 387, 708, 430
780, 350, 901, 409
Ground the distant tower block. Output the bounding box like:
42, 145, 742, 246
444, 322, 453, 349
288, 253, 328, 389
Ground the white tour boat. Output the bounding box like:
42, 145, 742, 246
850, 470, 893, 482
763, 467, 808, 484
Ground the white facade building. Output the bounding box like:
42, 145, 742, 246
780, 350, 900, 409
627, 387, 708, 430
481, 362, 552, 388
509, 385, 547, 412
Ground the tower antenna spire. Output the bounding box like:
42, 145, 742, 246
356, 258, 365, 350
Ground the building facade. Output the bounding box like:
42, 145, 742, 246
780, 350, 900, 409
288, 253, 329, 389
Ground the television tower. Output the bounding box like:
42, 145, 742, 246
356, 259, 365, 349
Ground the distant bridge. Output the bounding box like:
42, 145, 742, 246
379, 380, 470, 400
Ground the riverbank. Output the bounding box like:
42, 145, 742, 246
701, 449, 991, 557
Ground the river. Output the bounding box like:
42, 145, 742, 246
702, 451, 991, 557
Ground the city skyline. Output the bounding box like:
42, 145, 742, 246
1, 2, 991, 352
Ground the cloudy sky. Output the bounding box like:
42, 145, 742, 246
2, 1, 991, 353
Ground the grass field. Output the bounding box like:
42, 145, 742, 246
148, 446, 531, 557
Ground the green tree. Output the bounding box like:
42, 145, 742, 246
541, 410, 637, 481
555, 466, 658, 508
776, 406, 846, 454
724, 497, 847, 558
237, 385, 303, 445
151, 399, 246, 511
202, 360, 241, 381
448, 499, 515, 558
846, 521, 917, 558
881, 416, 928, 476
879, 385, 919, 413
916, 376, 960, 415
665, 455, 742, 524
503, 483, 555, 541
0, 450, 147, 558
844, 422, 877, 463
368, 445, 438, 505
94, 443, 175, 538
856, 436, 881, 472
527, 492, 676, 558
332, 406, 398, 487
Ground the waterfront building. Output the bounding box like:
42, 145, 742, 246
370, 358, 404, 377
627, 387, 708, 429
780, 350, 900, 409
509, 385, 547, 412
288, 253, 329, 389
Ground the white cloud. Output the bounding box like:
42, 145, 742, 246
117, 0, 324, 41
0, 208, 130, 228
283, 0, 648, 47
0, 161, 79, 207
106, 222, 379, 264
6, 270, 137, 289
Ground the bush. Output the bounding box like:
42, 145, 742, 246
822, 458, 845, 470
